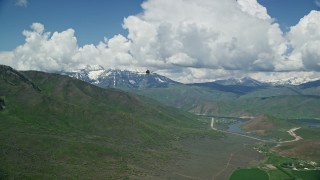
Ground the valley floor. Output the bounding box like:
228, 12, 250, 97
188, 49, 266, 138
131, 135, 263, 179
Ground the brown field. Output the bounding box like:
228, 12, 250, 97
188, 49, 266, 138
273, 140, 320, 160
241, 115, 274, 136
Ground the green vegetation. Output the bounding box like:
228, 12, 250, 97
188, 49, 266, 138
269, 166, 320, 180
128, 84, 237, 109
296, 128, 320, 140
1, 65, 319, 179
229, 168, 269, 180
265, 154, 298, 166
292, 170, 320, 180
0, 66, 220, 178
259, 147, 320, 180
0, 96, 5, 110
267, 169, 292, 180
129, 83, 320, 119
189, 95, 320, 119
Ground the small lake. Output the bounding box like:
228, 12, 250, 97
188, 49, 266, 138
227, 120, 247, 134
211, 117, 247, 134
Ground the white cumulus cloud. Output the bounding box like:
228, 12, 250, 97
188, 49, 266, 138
1, 0, 320, 83
237, 0, 271, 20
1, 23, 133, 71
288, 10, 320, 71
123, 0, 284, 71
12, 23, 78, 71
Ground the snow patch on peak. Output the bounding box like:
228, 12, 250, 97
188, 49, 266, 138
265, 77, 318, 86
129, 80, 136, 84
62, 65, 179, 89
156, 77, 165, 83
102, 71, 112, 77
88, 70, 104, 80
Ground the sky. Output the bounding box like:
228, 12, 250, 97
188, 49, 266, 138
0, 0, 320, 83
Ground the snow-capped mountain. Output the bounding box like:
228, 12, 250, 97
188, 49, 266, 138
214, 77, 270, 87
263, 77, 319, 86
60, 65, 179, 89
60, 65, 319, 89
214, 76, 320, 86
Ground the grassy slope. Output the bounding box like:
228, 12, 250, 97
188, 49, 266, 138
0, 66, 218, 178
296, 128, 320, 140
126, 82, 320, 119
127, 84, 237, 109
188, 95, 320, 119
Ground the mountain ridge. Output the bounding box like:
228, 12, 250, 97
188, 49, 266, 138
213, 77, 270, 87
60, 65, 179, 89
60, 65, 319, 88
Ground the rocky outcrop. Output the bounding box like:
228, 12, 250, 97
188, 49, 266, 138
0, 97, 5, 110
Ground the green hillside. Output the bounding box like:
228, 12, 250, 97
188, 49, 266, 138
190, 95, 320, 119
129, 84, 237, 109
129, 83, 320, 119
0, 65, 218, 179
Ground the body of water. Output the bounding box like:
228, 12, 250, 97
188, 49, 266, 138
227, 120, 247, 134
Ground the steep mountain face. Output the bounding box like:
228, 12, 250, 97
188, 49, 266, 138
61, 65, 179, 89
0, 65, 211, 179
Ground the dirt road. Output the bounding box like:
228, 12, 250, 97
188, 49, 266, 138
279, 127, 302, 143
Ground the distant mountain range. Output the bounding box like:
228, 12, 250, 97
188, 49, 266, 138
56, 66, 320, 119
60, 65, 179, 89
187, 77, 272, 95
213, 77, 270, 87
60, 65, 320, 90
